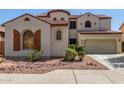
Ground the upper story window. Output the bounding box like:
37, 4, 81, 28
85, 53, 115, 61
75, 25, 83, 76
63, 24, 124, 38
53, 17, 57, 21
61, 18, 64, 20
85, 21, 91, 28
70, 21, 76, 29
56, 30, 62, 40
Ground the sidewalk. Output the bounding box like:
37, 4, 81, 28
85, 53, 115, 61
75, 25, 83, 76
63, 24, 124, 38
0, 70, 124, 84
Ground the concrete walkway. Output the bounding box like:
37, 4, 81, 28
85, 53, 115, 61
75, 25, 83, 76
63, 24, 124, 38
89, 54, 124, 69
0, 70, 124, 84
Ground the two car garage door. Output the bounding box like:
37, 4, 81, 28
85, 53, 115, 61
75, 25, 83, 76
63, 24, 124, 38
85, 39, 116, 54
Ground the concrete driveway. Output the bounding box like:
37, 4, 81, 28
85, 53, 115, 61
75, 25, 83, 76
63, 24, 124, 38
89, 54, 124, 69
0, 70, 124, 84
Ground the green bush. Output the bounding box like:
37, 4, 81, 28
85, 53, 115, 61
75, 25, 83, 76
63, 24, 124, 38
65, 45, 85, 61
64, 48, 78, 61
27, 49, 41, 62
68, 44, 77, 50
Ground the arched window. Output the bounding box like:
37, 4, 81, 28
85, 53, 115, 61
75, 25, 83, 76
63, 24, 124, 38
61, 18, 64, 20
56, 30, 61, 40
85, 21, 91, 27
23, 30, 34, 49
53, 17, 57, 21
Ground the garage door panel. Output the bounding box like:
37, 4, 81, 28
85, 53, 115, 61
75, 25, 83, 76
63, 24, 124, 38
85, 39, 116, 54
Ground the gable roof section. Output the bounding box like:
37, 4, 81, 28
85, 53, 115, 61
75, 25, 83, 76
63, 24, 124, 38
78, 12, 111, 19
119, 22, 124, 30
0, 25, 5, 33
2, 13, 51, 26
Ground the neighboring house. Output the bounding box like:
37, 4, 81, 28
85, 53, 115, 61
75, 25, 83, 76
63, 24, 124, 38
3, 9, 122, 57
119, 23, 124, 52
0, 25, 4, 55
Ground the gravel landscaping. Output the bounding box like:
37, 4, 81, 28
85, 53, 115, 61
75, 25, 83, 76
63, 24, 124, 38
0, 56, 108, 74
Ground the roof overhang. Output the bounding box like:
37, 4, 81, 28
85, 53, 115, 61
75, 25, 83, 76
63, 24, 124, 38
78, 31, 122, 34
2, 13, 51, 26
119, 22, 124, 30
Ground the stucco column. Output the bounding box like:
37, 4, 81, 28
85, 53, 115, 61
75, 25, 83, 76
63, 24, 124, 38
116, 39, 121, 53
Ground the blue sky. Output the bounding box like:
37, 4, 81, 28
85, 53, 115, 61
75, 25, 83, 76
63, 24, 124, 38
0, 9, 124, 31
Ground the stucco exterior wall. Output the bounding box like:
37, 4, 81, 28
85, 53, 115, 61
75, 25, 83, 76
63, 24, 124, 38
120, 26, 124, 42
49, 12, 69, 21
0, 33, 4, 41
77, 14, 99, 31
77, 33, 121, 53
51, 26, 68, 57
99, 19, 111, 30
77, 14, 111, 31
5, 15, 51, 57
69, 19, 77, 39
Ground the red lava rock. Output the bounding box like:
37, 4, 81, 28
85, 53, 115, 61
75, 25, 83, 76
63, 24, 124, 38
1, 68, 5, 70
38, 66, 41, 68
94, 64, 97, 66
25, 66, 28, 69
58, 63, 62, 65
87, 62, 94, 66
16, 66, 19, 68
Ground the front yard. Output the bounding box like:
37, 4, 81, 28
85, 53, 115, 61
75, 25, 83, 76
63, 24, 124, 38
0, 55, 108, 74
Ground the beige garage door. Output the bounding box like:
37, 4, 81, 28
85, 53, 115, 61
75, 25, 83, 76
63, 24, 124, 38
85, 39, 116, 54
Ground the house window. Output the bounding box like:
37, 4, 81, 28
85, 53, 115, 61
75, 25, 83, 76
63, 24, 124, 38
56, 30, 62, 40
61, 18, 64, 20
85, 21, 91, 27
69, 39, 76, 44
53, 17, 57, 21
70, 21, 76, 29
23, 30, 34, 49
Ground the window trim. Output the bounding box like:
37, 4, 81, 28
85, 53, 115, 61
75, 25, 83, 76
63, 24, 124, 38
85, 20, 91, 28
56, 30, 62, 40
69, 21, 76, 29
23, 30, 34, 50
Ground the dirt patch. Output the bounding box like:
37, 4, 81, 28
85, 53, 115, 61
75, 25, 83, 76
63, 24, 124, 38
0, 56, 108, 74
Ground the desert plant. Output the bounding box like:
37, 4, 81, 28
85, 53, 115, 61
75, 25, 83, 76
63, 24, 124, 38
27, 49, 41, 62
65, 45, 85, 61
68, 44, 77, 50
64, 48, 78, 61
76, 46, 85, 61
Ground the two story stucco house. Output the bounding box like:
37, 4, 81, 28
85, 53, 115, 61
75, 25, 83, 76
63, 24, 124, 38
3, 9, 122, 57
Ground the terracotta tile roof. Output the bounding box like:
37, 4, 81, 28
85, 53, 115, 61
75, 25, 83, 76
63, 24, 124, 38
2, 13, 51, 26
39, 18, 68, 26
119, 22, 124, 30
96, 14, 112, 19
0, 25, 5, 33
78, 30, 122, 34
48, 9, 70, 15
69, 15, 78, 19
36, 14, 49, 17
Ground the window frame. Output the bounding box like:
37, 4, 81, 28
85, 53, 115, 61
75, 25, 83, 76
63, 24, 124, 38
85, 20, 91, 28
23, 30, 34, 50
56, 30, 62, 40
69, 21, 76, 29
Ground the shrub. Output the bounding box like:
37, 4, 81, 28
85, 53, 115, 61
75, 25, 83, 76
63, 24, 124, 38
65, 45, 85, 61
68, 44, 77, 50
76, 46, 85, 61
64, 48, 78, 61
27, 49, 41, 62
